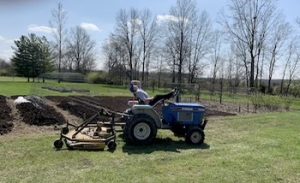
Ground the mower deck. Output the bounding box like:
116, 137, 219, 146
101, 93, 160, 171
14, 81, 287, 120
63, 127, 114, 150
54, 109, 123, 151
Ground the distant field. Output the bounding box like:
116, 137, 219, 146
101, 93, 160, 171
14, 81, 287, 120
0, 112, 299, 182
1, 76, 300, 110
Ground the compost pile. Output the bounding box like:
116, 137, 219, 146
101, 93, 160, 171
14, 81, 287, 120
0, 96, 13, 135
16, 96, 66, 126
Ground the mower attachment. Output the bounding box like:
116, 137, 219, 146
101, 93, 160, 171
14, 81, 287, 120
54, 112, 117, 151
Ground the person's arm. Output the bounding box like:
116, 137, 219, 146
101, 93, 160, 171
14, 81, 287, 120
136, 89, 152, 104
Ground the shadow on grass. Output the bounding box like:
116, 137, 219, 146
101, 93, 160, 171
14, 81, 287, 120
122, 137, 210, 155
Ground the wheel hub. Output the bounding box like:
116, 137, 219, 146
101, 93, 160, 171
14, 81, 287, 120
133, 122, 151, 140
191, 131, 202, 144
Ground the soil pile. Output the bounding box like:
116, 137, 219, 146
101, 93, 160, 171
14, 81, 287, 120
0, 96, 13, 135
16, 96, 66, 126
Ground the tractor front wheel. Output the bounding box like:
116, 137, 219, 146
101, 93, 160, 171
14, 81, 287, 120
124, 114, 157, 145
54, 139, 63, 149
185, 127, 205, 145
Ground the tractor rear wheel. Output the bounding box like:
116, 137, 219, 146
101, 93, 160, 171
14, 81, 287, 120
185, 127, 205, 145
124, 114, 157, 145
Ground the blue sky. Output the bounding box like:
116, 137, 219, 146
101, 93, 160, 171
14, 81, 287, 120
0, 0, 299, 69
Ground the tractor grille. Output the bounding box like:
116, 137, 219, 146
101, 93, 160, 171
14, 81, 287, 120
177, 111, 193, 122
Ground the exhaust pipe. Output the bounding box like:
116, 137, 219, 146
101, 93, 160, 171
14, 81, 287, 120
201, 118, 208, 130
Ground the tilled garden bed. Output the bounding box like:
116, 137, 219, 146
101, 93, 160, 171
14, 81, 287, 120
16, 96, 66, 126
48, 96, 236, 121
0, 96, 13, 135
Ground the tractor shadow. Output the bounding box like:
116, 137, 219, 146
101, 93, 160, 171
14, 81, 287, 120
122, 137, 210, 155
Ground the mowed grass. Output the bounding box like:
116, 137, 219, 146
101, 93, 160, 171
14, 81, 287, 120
0, 112, 299, 183
0, 76, 166, 97
0, 76, 130, 96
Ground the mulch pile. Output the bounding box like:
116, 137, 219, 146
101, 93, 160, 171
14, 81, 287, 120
16, 96, 66, 126
0, 95, 13, 135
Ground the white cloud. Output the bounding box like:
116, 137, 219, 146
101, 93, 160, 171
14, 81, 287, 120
80, 23, 101, 32
130, 18, 142, 26
27, 24, 56, 34
157, 15, 179, 24
0, 35, 14, 45
0, 49, 13, 60
0, 36, 17, 60
156, 15, 189, 25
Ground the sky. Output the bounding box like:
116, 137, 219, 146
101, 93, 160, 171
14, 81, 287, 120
0, 0, 299, 71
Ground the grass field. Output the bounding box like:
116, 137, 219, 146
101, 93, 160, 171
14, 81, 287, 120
1, 112, 299, 183
0, 76, 170, 97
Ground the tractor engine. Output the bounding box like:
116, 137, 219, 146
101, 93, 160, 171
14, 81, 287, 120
162, 102, 205, 126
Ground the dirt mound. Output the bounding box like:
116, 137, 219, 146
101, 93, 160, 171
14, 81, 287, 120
16, 96, 66, 126
0, 95, 13, 135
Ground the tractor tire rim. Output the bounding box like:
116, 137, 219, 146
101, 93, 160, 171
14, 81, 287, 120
191, 131, 202, 144
133, 122, 151, 140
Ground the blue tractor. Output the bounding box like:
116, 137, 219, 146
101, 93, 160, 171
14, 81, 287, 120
124, 89, 207, 145
53, 86, 207, 151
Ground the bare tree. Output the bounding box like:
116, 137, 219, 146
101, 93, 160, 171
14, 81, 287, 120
219, 57, 226, 104
267, 21, 291, 93
103, 34, 128, 84
226, 49, 243, 93
232, 38, 249, 87
280, 38, 296, 94
167, 0, 197, 86
138, 9, 157, 84
66, 26, 96, 74
286, 53, 300, 95
187, 11, 212, 83
223, 0, 278, 89
115, 8, 140, 80
210, 30, 222, 94
50, 2, 67, 73
226, 51, 234, 90
164, 38, 177, 83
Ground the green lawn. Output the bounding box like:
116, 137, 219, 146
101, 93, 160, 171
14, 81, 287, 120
1, 112, 299, 183
0, 76, 166, 97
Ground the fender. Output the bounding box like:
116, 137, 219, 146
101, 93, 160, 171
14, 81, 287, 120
130, 105, 162, 128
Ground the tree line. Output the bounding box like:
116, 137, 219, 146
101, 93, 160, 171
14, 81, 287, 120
103, 0, 300, 95
3, 0, 300, 95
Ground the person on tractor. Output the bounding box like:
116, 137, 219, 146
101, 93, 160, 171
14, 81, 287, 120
129, 80, 177, 106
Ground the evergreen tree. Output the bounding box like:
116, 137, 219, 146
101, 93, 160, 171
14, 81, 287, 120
11, 34, 54, 82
